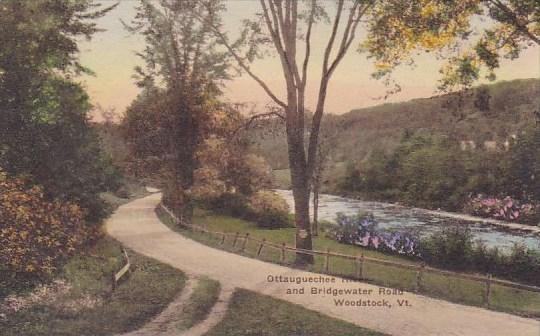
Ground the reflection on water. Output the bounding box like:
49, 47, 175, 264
275, 190, 540, 252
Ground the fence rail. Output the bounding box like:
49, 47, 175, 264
159, 204, 540, 311
111, 248, 130, 291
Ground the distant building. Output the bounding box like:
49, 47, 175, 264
459, 140, 476, 151
484, 141, 498, 151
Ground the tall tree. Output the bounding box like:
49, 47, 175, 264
127, 0, 230, 222
192, 0, 483, 264
191, 0, 476, 263
0, 0, 119, 221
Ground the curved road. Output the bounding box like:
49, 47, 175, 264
106, 193, 539, 336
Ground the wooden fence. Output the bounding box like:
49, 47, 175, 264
160, 204, 540, 310
111, 248, 131, 291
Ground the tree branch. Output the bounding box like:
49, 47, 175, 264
488, 0, 540, 44
193, 3, 287, 108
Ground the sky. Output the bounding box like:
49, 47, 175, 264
79, 0, 540, 121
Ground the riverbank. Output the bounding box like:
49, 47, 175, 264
274, 190, 540, 252
336, 191, 540, 232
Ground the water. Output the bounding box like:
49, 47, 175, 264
275, 190, 540, 252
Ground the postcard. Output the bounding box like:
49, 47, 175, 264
1, 1, 539, 335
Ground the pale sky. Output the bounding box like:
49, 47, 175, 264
79, 0, 540, 121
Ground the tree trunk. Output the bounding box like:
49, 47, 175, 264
288, 137, 314, 265
312, 181, 319, 237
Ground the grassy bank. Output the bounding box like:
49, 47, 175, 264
206, 288, 386, 336
157, 207, 540, 318
1, 237, 186, 336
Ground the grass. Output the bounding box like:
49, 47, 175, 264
206, 288, 386, 336
157, 207, 540, 318
1, 237, 186, 336
176, 277, 221, 331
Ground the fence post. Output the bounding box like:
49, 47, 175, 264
232, 232, 240, 248
241, 233, 250, 252
324, 248, 330, 273
257, 238, 266, 257
220, 233, 226, 245
415, 262, 425, 292
111, 271, 116, 291
281, 243, 286, 263
485, 274, 492, 308
356, 253, 364, 279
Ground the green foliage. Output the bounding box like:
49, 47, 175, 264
419, 227, 540, 286
207, 192, 251, 218
419, 226, 474, 270
0, 0, 120, 221
338, 123, 540, 219
1, 238, 187, 336
0, 171, 90, 279
252, 79, 539, 171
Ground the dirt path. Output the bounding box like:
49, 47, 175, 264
118, 274, 233, 336
106, 193, 540, 336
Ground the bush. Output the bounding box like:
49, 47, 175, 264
248, 191, 290, 228
464, 195, 540, 224
0, 171, 91, 278
207, 192, 250, 218
327, 212, 420, 257
419, 226, 474, 270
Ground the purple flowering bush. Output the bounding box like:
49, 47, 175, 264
464, 195, 540, 224
328, 212, 419, 257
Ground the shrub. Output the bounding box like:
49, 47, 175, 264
248, 191, 290, 228
419, 226, 474, 270
327, 212, 419, 257
207, 192, 250, 218
0, 171, 90, 278
464, 195, 540, 224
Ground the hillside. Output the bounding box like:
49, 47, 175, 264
250, 78, 540, 172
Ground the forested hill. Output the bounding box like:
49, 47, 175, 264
250, 78, 539, 169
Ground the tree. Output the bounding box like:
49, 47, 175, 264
126, 0, 231, 222
191, 0, 481, 264
0, 0, 119, 221
363, 0, 539, 91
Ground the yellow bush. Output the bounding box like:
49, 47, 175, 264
248, 191, 291, 228
0, 171, 89, 276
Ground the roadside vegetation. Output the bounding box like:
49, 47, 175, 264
0, 237, 186, 336
206, 289, 386, 336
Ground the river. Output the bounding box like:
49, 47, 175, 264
275, 189, 540, 252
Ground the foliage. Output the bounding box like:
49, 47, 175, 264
248, 191, 291, 229
0, 238, 187, 336
419, 226, 474, 270
464, 196, 539, 224
364, 0, 539, 91
252, 79, 538, 172
206, 192, 251, 219
0, 0, 120, 221
337, 124, 540, 224
327, 212, 420, 257
325, 212, 540, 285
0, 171, 90, 278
